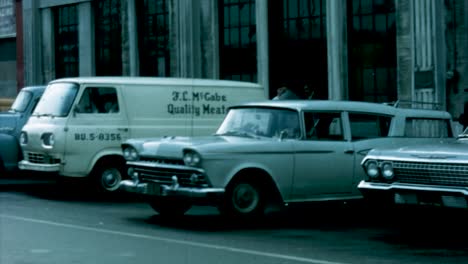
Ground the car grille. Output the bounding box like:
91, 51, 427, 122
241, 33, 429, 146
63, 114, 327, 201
393, 161, 468, 187
132, 163, 208, 187
140, 157, 184, 165
25, 152, 60, 164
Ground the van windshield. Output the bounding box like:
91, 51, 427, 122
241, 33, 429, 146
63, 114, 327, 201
33, 82, 79, 117
10, 90, 33, 113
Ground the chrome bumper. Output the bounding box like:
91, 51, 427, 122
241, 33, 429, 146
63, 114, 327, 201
18, 160, 60, 172
119, 180, 225, 198
358, 181, 468, 196
358, 181, 468, 208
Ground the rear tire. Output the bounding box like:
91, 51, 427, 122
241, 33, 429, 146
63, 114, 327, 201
149, 197, 192, 217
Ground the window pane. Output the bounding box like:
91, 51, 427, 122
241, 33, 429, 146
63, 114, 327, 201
95, 0, 122, 76
405, 119, 451, 138
304, 112, 343, 141
219, 0, 257, 82
349, 113, 391, 140
137, 0, 170, 76
54, 4, 79, 78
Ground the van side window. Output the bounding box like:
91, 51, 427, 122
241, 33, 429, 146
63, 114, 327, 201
304, 112, 344, 141
76, 87, 119, 114
349, 113, 392, 141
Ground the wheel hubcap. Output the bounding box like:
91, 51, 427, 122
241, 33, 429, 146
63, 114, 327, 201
232, 183, 259, 214
101, 169, 121, 191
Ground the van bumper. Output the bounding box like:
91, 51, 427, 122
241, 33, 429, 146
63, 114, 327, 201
18, 160, 61, 172
119, 180, 224, 199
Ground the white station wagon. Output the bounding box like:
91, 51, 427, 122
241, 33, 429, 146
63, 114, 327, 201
119, 100, 455, 218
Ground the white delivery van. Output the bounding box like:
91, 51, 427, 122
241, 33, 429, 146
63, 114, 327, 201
18, 77, 265, 191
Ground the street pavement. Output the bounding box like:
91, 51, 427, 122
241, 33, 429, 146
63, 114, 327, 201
1, 174, 468, 264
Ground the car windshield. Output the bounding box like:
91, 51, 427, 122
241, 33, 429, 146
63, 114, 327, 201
9, 90, 33, 113
33, 82, 79, 117
216, 107, 301, 139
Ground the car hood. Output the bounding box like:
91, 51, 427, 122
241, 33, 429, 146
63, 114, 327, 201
0, 111, 19, 135
128, 135, 276, 159
368, 139, 468, 163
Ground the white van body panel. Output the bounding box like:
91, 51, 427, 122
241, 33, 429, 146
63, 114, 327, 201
19, 77, 265, 178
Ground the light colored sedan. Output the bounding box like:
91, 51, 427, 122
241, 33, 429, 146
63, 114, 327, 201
119, 100, 455, 218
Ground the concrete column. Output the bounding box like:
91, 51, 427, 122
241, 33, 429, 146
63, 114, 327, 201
78, 1, 94, 76
256, 0, 269, 98
200, 0, 219, 79
41, 8, 55, 82
175, 0, 201, 78
168, 0, 178, 76
395, 0, 414, 103
433, 0, 446, 110
127, 0, 139, 76
22, 0, 42, 85
326, 0, 348, 100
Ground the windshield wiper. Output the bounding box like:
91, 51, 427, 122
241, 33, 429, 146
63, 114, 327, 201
457, 134, 468, 139
33, 113, 53, 117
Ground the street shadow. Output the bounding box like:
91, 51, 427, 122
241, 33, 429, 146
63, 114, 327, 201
132, 201, 400, 232
129, 202, 468, 256
370, 206, 468, 254
1, 174, 143, 204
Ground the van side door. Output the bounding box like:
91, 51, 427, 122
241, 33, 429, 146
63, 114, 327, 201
63, 86, 129, 176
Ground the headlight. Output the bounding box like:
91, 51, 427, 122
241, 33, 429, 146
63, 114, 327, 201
183, 150, 202, 167
123, 146, 139, 161
41, 133, 55, 147
365, 160, 379, 178
20, 132, 28, 145
381, 162, 394, 180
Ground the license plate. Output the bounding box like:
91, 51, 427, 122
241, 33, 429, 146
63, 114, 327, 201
395, 193, 467, 208
146, 182, 161, 195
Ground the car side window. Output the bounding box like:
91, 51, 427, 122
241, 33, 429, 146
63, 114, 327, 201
76, 87, 119, 114
304, 112, 344, 141
349, 113, 392, 141
405, 118, 452, 138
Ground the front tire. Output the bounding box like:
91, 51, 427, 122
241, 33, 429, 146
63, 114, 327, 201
93, 161, 124, 193
221, 180, 266, 219
149, 197, 192, 217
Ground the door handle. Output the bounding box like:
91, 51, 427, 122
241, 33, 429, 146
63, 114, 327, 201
117, 128, 128, 132
344, 149, 354, 154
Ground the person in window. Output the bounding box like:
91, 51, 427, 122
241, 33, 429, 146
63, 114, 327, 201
272, 86, 300, 100
276, 112, 300, 139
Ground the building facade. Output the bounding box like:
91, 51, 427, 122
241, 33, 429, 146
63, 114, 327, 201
0, 0, 18, 98
1, 0, 467, 126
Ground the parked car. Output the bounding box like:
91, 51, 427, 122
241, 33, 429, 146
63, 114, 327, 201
0, 86, 45, 174
119, 100, 455, 218
359, 127, 468, 209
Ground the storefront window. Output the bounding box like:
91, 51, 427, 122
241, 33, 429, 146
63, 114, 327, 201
219, 0, 257, 82
95, 0, 122, 76
347, 0, 396, 103
137, 0, 170, 76
55, 5, 78, 78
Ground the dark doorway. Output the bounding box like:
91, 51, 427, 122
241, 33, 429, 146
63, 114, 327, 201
269, 0, 328, 99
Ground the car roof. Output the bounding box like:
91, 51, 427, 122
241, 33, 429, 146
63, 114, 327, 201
49, 77, 261, 89
233, 100, 452, 119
